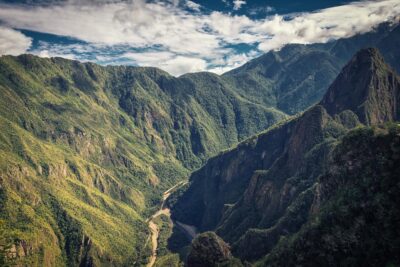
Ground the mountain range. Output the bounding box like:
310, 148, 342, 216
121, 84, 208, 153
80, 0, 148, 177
0, 21, 399, 267
173, 48, 400, 266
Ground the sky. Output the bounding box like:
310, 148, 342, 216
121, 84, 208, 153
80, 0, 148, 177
0, 0, 399, 76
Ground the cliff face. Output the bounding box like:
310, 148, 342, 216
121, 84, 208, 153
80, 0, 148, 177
261, 125, 400, 267
172, 48, 400, 263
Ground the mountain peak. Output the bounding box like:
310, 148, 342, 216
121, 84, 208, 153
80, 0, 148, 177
320, 48, 400, 125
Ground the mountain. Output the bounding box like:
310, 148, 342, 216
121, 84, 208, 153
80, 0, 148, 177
223, 22, 400, 115
1, 21, 400, 266
260, 124, 400, 267
320, 48, 400, 124
171, 48, 400, 265
0, 55, 284, 266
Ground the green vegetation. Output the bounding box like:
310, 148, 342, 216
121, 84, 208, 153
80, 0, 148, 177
259, 124, 400, 266
154, 253, 183, 267
186, 232, 242, 267
0, 50, 287, 266
1, 22, 400, 266
153, 215, 173, 258
223, 23, 400, 115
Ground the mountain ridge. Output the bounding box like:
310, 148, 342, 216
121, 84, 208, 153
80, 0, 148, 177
172, 48, 400, 265
1, 22, 400, 266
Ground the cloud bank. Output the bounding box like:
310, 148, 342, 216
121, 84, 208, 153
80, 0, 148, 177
0, 0, 399, 75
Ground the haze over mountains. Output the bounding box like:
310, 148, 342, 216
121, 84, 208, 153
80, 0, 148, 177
0, 19, 400, 267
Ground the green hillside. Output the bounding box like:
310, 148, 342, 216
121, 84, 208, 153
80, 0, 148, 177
0, 54, 285, 266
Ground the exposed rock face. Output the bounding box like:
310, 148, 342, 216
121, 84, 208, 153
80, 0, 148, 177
172, 48, 400, 263
2, 22, 400, 266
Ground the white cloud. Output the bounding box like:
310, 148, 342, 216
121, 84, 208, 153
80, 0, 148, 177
248, 6, 275, 16
0, 26, 32, 56
256, 1, 400, 51
122, 51, 207, 76
0, 0, 399, 75
186, 0, 201, 12
208, 52, 255, 74
29, 41, 90, 61
233, 0, 246, 11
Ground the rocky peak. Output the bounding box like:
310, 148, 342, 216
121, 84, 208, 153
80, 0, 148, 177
320, 47, 400, 125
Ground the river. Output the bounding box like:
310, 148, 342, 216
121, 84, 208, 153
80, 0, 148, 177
146, 180, 197, 267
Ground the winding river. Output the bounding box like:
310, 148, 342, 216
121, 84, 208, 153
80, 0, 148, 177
146, 181, 196, 267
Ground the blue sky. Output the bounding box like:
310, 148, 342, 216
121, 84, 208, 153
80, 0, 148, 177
0, 0, 399, 76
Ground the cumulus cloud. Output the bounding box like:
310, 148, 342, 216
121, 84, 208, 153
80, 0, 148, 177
0, 0, 399, 75
186, 0, 201, 12
0, 26, 32, 56
233, 0, 246, 11
256, 1, 400, 51
122, 51, 207, 76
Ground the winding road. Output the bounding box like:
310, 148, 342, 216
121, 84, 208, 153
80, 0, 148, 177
146, 181, 192, 267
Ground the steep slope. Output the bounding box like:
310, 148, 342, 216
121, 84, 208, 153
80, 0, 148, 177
321, 48, 400, 124
171, 48, 400, 263
223, 22, 400, 115
259, 124, 400, 267
0, 55, 285, 266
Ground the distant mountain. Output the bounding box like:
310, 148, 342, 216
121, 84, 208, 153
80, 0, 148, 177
223, 23, 400, 115
320, 48, 400, 124
172, 48, 400, 265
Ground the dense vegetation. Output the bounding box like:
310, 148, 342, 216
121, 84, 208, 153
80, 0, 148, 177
1, 21, 400, 266
260, 124, 400, 267
173, 48, 400, 265
0, 54, 283, 266
186, 232, 242, 267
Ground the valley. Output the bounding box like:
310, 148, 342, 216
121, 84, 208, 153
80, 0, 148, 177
0, 20, 399, 267
173, 48, 400, 266
146, 180, 187, 267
